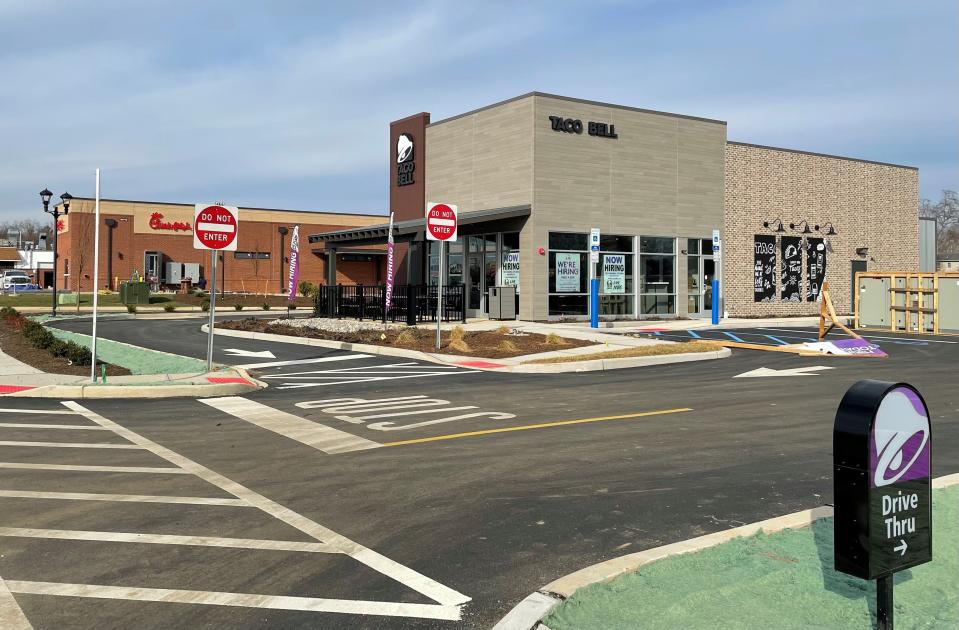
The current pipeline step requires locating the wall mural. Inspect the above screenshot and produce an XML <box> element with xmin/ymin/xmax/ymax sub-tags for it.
<box><xmin>754</xmin><ymin>235</ymin><xmax>777</xmax><ymax>302</ymax></box>
<box><xmin>806</xmin><ymin>237</ymin><xmax>827</xmax><ymax>302</ymax></box>
<box><xmin>780</xmin><ymin>236</ymin><xmax>803</xmax><ymax>302</ymax></box>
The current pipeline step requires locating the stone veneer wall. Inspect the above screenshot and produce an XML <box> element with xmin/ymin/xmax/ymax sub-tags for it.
<box><xmin>723</xmin><ymin>142</ymin><xmax>919</xmax><ymax>316</ymax></box>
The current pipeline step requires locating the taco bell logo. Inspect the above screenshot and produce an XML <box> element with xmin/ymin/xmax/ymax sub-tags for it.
<box><xmin>871</xmin><ymin>387</ymin><xmax>930</xmax><ymax>488</ymax></box>
<box><xmin>395</xmin><ymin>133</ymin><xmax>415</xmax><ymax>186</ymax></box>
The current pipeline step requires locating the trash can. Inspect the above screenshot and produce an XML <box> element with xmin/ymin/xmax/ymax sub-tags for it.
<box><xmin>488</xmin><ymin>286</ymin><xmax>517</xmax><ymax>320</ymax></box>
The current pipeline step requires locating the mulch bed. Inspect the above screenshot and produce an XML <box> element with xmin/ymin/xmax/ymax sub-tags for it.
<box><xmin>220</xmin><ymin>318</ymin><xmax>594</xmax><ymax>359</ymax></box>
<box><xmin>0</xmin><ymin>323</ymin><xmax>130</xmax><ymax>376</ymax></box>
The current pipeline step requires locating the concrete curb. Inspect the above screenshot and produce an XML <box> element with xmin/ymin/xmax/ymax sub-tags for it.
<box><xmin>204</xmin><ymin>325</ymin><xmax>731</xmax><ymax>373</ymax></box>
<box><xmin>2</xmin><ymin>367</ymin><xmax>265</xmax><ymax>399</ymax></box>
<box><xmin>492</xmin><ymin>472</ymin><xmax>959</xmax><ymax>630</ymax></box>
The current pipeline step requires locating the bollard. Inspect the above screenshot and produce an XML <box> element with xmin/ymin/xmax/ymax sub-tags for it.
<box><xmin>590</xmin><ymin>278</ymin><xmax>599</xmax><ymax>328</ymax></box>
<box><xmin>100</xmin><ymin>363</ymin><xmax>107</xmax><ymax>384</ymax></box>
<box><xmin>711</xmin><ymin>279</ymin><xmax>720</xmax><ymax>325</ymax></box>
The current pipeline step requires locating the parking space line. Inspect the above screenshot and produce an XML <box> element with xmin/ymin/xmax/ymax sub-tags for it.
<box><xmin>0</xmin><ymin>575</ymin><xmax>32</xmax><ymax>630</ymax></box>
<box><xmin>0</xmin><ymin>409</ymin><xmax>78</xmax><ymax>415</ymax></box>
<box><xmin>4</xmin><ymin>581</ymin><xmax>462</xmax><ymax>620</ymax></box>
<box><xmin>63</xmin><ymin>400</ymin><xmax>470</xmax><ymax>610</ymax></box>
<box><xmin>0</xmin><ymin>441</ymin><xmax>140</xmax><ymax>449</ymax></box>
<box><xmin>763</xmin><ymin>335</ymin><xmax>789</xmax><ymax>345</ymax></box>
<box><xmin>758</xmin><ymin>327</ymin><xmax>956</xmax><ymax>343</ymax></box>
<box><xmin>721</xmin><ymin>331</ymin><xmax>746</xmax><ymax>343</ymax></box>
<box><xmin>0</xmin><ymin>528</ymin><xmax>338</xmax><ymax>554</ymax></box>
<box><xmin>232</xmin><ymin>354</ymin><xmax>373</xmax><ymax>369</ymax></box>
<box><xmin>0</xmin><ymin>423</ymin><xmax>108</xmax><ymax>431</ymax></box>
<box><xmin>0</xmin><ymin>490</ymin><xmax>249</xmax><ymax>506</ymax></box>
<box><xmin>381</xmin><ymin>408</ymin><xmax>694</xmax><ymax>447</ymax></box>
<box><xmin>687</xmin><ymin>330</ymin><xmax>702</xmax><ymax>339</ymax></box>
<box><xmin>0</xmin><ymin>462</ymin><xmax>188</xmax><ymax>474</ymax></box>
<box><xmin>200</xmin><ymin>397</ymin><xmax>382</xmax><ymax>454</ymax></box>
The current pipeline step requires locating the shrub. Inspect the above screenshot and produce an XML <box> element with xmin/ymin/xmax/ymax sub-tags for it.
<box><xmin>298</xmin><ymin>280</ymin><xmax>317</xmax><ymax>299</ymax></box>
<box><xmin>201</xmin><ymin>300</ymin><xmax>210</xmax><ymax>312</ymax></box>
<box><xmin>497</xmin><ymin>339</ymin><xmax>518</xmax><ymax>353</ymax></box>
<box><xmin>496</xmin><ymin>325</ymin><xmax>511</xmax><ymax>335</ymax></box>
<box><xmin>545</xmin><ymin>333</ymin><xmax>568</xmax><ymax>346</ymax></box>
<box><xmin>126</xmin><ymin>304</ymin><xmax>137</xmax><ymax>313</ymax></box>
<box><xmin>163</xmin><ymin>304</ymin><xmax>176</xmax><ymax>312</ymax></box>
<box><xmin>64</xmin><ymin>341</ymin><xmax>92</xmax><ymax>365</ymax></box>
<box><xmin>394</xmin><ymin>329</ymin><xmax>416</xmax><ymax>346</ymax></box>
<box><xmin>22</xmin><ymin>320</ymin><xmax>55</xmax><ymax>350</ymax></box>
<box><xmin>449</xmin><ymin>338</ymin><xmax>472</xmax><ymax>354</ymax></box>
<box><xmin>234</xmin><ymin>304</ymin><xmax>244</xmax><ymax>311</ymax></box>
<box><xmin>262</xmin><ymin>303</ymin><xmax>272</xmax><ymax>311</ymax></box>
<box><xmin>450</xmin><ymin>326</ymin><xmax>467</xmax><ymax>343</ymax></box>
<box><xmin>49</xmin><ymin>339</ymin><xmax>69</xmax><ymax>357</ymax></box>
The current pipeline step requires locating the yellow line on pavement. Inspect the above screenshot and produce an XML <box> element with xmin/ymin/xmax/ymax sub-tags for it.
<box><xmin>380</xmin><ymin>408</ymin><xmax>693</xmax><ymax>447</ymax></box>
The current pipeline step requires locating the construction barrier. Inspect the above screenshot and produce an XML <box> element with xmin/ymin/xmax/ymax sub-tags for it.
<box><xmin>855</xmin><ymin>271</ymin><xmax>959</xmax><ymax>334</ymax></box>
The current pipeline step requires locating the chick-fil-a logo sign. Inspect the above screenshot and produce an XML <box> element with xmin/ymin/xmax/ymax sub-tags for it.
<box><xmin>149</xmin><ymin>212</ymin><xmax>191</xmax><ymax>232</ymax></box>
<box><xmin>871</xmin><ymin>387</ymin><xmax>930</xmax><ymax>488</ymax></box>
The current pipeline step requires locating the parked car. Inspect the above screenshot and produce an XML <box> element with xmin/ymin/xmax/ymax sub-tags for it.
<box><xmin>2</xmin><ymin>274</ymin><xmax>37</xmax><ymax>291</ymax></box>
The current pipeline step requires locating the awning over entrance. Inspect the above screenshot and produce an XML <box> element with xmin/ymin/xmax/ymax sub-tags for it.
<box><xmin>308</xmin><ymin>204</ymin><xmax>530</xmax><ymax>248</ymax></box>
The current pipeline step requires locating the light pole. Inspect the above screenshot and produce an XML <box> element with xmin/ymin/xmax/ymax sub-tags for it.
<box><xmin>278</xmin><ymin>226</ymin><xmax>289</xmax><ymax>293</ymax></box>
<box><xmin>41</xmin><ymin>189</ymin><xmax>71</xmax><ymax>317</ymax></box>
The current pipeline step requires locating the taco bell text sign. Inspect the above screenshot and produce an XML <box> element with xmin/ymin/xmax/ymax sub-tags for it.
<box><xmin>834</xmin><ymin>380</ymin><xmax>932</xmax><ymax>580</ymax></box>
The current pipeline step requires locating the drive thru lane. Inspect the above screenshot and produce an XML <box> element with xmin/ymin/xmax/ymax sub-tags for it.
<box><xmin>12</xmin><ymin>317</ymin><xmax>959</xmax><ymax>629</ymax></box>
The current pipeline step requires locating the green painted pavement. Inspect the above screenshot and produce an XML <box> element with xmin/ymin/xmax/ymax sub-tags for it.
<box><xmin>546</xmin><ymin>486</ymin><xmax>957</xmax><ymax>630</ymax></box>
<box><xmin>49</xmin><ymin>328</ymin><xmax>209</xmax><ymax>375</ymax></box>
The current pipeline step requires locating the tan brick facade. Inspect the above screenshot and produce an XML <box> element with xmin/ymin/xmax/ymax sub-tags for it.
<box><xmin>54</xmin><ymin>199</ymin><xmax>387</xmax><ymax>294</ymax></box>
<box><xmin>723</xmin><ymin>142</ymin><xmax>919</xmax><ymax>316</ymax></box>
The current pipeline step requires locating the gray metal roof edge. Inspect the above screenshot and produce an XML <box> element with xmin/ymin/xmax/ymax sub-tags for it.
<box><xmin>726</xmin><ymin>141</ymin><xmax>918</xmax><ymax>171</ymax></box>
<box><xmin>308</xmin><ymin>204</ymin><xmax>531</xmax><ymax>243</ymax></box>
<box><xmin>427</xmin><ymin>92</ymin><xmax>726</xmax><ymax>128</ymax></box>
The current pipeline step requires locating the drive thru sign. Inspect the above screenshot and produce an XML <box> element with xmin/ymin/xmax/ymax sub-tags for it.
<box><xmin>194</xmin><ymin>204</ymin><xmax>239</xmax><ymax>251</ymax></box>
<box><xmin>426</xmin><ymin>203</ymin><xmax>458</xmax><ymax>241</ymax></box>
<box><xmin>834</xmin><ymin>379</ymin><xmax>932</xmax><ymax>630</ymax></box>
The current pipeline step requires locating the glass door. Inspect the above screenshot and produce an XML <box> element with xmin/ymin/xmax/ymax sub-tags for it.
<box><xmin>701</xmin><ymin>257</ymin><xmax>715</xmax><ymax>316</ymax></box>
<box><xmin>468</xmin><ymin>254</ymin><xmax>482</xmax><ymax>316</ymax></box>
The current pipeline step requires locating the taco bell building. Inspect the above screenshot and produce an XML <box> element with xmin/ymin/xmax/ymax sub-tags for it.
<box><xmin>311</xmin><ymin>92</ymin><xmax>919</xmax><ymax>321</ymax></box>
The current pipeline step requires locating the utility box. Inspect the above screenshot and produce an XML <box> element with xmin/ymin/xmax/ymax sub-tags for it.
<box><xmin>488</xmin><ymin>286</ymin><xmax>517</xmax><ymax>320</ymax></box>
<box><xmin>57</xmin><ymin>292</ymin><xmax>78</xmax><ymax>306</ymax></box>
<box><xmin>119</xmin><ymin>282</ymin><xmax>150</xmax><ymax>305</ymax></box>
<box><xmin>182</xmin><ymin>262</ymin><xmax>200</xmax><ymax>283</ymax></box>
<box><xmin>165</xmin><ymin>262</ymin><xmax>184</xmax><ymax>285</ymax></box>
<box><xmin>857</xmin><ymin>276</ymin><xmax>890</xmax><ymax>329</ymax></box>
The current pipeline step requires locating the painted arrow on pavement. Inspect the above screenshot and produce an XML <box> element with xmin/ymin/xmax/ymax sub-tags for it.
<box><xmin>733</xmin><ymin>366</ymin><xmax>835</xmax><ymax>378</ymax></box>
<box><xmin>223</xmin><ymin>348</ymin><xmax>276</xmax><ymax>359</ymax></box>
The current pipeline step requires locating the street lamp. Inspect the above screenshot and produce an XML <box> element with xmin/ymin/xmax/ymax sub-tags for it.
<box><xmin>277</xmin><ymin>226</ymin><xmax>289</xmax><ymax>293</ymax></box>
<box><xmin>41</xmin><ymin>189</ymin><xmax>71</xmax><ymax>317</ymax></box>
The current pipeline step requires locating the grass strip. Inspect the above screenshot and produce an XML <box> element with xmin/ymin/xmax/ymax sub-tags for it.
<box><xmin>525</xmin><ymin>340</ymin><xmax>721</xmax><ymax>364</ymax></box>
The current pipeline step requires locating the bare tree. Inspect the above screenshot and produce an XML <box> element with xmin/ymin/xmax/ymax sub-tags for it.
<box><xmin>73</xmin><ymin>214</ymin><xmax>95</xmax><ymax>310</ymax></box>
<box><xmin>920</xmin><ymin>190</ymin><xmax>959</xmax><ymax>255</ymax></box>
<box><xmin>0</xmin><ymin>218</ymin><xmax>47</xmax><ymax>246</ymax></box>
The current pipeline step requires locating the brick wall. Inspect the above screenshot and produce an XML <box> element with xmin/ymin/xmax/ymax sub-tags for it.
<box><xmin>56</xmin><ymin>200</ymin><xmax>385</xmax><ymax>294</ymax></box>
<box><xmin>724</xmin><ymin>143</ymin><xmax>919</xmax><ymax>316</ymax></box>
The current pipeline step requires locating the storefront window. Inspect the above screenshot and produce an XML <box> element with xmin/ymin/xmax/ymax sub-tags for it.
<box><xmin>501</xmin><ymin>232</ymin><xmax>520</xmax><ymax>291</ymax></box>
<box><xmin>548</xmin><ymin>231</ymin><xmax>588</xmax><ymax>316</ymax></box>
<box><xmin>599</xmin><ymin>235</ymin><xmax>634</xmax><ymax>315</ymax></box>
<box><xmin>640</xmin><ymin>236</ymin><xmax>675</xmax><ymax>315</ymax></box>
<box><xmin>687</xmin><ymin>241</ymin><xmax>700</xmax><ymax>314</ymax></box>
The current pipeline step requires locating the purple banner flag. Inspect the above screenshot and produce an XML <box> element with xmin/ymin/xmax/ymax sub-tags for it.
<box><xmin>287</xmin><ymin>225</ymin><xmax>300</xmax><ymax>303</ymax></box>
<box><xmin>385</xmin><ymin>212</ymin><xmax>395</xmax><ymax>312</ymax></box>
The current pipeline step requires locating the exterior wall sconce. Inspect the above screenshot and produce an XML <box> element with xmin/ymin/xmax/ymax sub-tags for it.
<box><xmin>790</xmin><ymin>220</ymin><xmax>818</xmax><ymax>234</ymax></box>
<box><xmin>763</xmin><ymin>219</ymin><xmax>786</xmax><ymax>233</ymax></box>
<box><xmin>821</xmin><ymin>222</ymin><xmax>838</xmax><ymax>235</ymax></box>
<box><xmin>856</xmin><ymin>247</ymin><xmax>869</xmax><ymax>257</ymax></box>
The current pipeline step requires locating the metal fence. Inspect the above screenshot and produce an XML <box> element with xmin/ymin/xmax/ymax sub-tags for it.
<box><xmin>314</xmin><ymin>284</ymin><xmax>466</xmax><ymax>325</ymax></box>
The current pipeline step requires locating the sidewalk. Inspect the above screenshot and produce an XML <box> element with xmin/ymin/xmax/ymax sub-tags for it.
<box><xmin>0</xmin><ymin>347</ymin><xmax>262</xmax><ymax>399</ymax></box>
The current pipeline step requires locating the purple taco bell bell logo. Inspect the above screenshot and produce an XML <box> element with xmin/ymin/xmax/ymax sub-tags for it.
<box><xmin>871</xmin><ymin>387</ymin><xmax>930</xmax><ymax>488</ymax></box>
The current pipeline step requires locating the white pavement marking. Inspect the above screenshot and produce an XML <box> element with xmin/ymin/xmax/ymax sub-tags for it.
<box><xmin>0</xmin><ymin>575</ymin><xmax>32</xmax><ymax>630</ymax></box>
<box><xmin>232</xmin><ymin>354</ymin><xmax>372</xmax><ymax>369</ymax></box>
<box><xmin>0</xmin><ymin>490</ymin><xmax>249</xmax><ymax>506</ymax></box>
<box><xmin>0</xmin><ymin>423</ymin><xmax>108</xmax><ymax>431</ymax></box>
<box><xmin>4</xmin><ymin>581</ymin><xmax>462</xmax><ymax>621</ymax></box>
<box><xmin>0</xmin><ymin>408</ymin><xmax>78</xmax><ymax>415</ymax></box>
<box><xmin>0</xmin><ymin>528</ymin><xmax>337</xmax><ymax>554</ymax></box>
<box><xmin>63</xmin><ymin>401</ymin><xmax>470</xmax><ymax>611</ymax></box>
<box><xmin>200</xmin><ymin>397</ymin><xmax>381</xmax><ymax>454</ymax></box>
<box><xmin>0</xmin><ymin>441</ymin><xmax>140</xmax><ymax>449</ymax></box>
<box><xmin>264</xmin><ymin>363</ymin><xmax>478</xmax><ymax>389</ymax></box>
<box><xmin>757</xmin><ymin>327</ymin><xmax>959</xmax><ymax>343</ymax></box>
<box><xmin>0</xmin><ymin>462</ymin><xmax>188</xmax><ymax>474</ymax></box>
<box><xmin>733</xmin><ymin>366</ymin><xmax>835</xmax><ymax>378</ymax></box>
<box><xmin>223</xmin><ymin>348</ymin><xmax>276</xmax><ymax>359</ymax></box>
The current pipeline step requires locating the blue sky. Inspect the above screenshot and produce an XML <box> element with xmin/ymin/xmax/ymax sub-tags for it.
<box><xmin>1</xmin><ymin>0</ymin><xmax>956</xmax><ymax>219</ymax></box>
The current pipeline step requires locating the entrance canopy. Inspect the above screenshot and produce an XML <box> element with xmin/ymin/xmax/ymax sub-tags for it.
<box><xmin>308</xmin><ymin>205</ymin><xmax>530</xmax><ymax>249</ymax></box>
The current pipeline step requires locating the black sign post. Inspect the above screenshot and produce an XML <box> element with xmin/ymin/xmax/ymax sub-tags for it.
<box><xmin>834</xmin><ymin>380</ymin><xmax>932</xmax><ymax>630</ymax></box>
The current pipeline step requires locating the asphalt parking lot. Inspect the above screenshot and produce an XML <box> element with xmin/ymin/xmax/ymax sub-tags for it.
<box><xmin>1</xmin><ymin>318</ymin><xmax>956</xmax><ymax>629</ymax></box>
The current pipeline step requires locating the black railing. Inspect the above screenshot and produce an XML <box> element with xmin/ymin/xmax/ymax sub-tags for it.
<box><xmin>315</xmin><ymin>284</ymin><xmax>466</xmax><ymax>324</ymax></box>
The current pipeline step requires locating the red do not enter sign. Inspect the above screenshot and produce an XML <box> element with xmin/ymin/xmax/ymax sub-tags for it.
<box><xmin>426</xmin><ymin>202</ymin><xmax>458</xmax><ymax>242</ymax></box>
<box><xmin>193</xmin><ymin>204</ymin><xmax>239</xmax><ymax>251</ymax></box>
